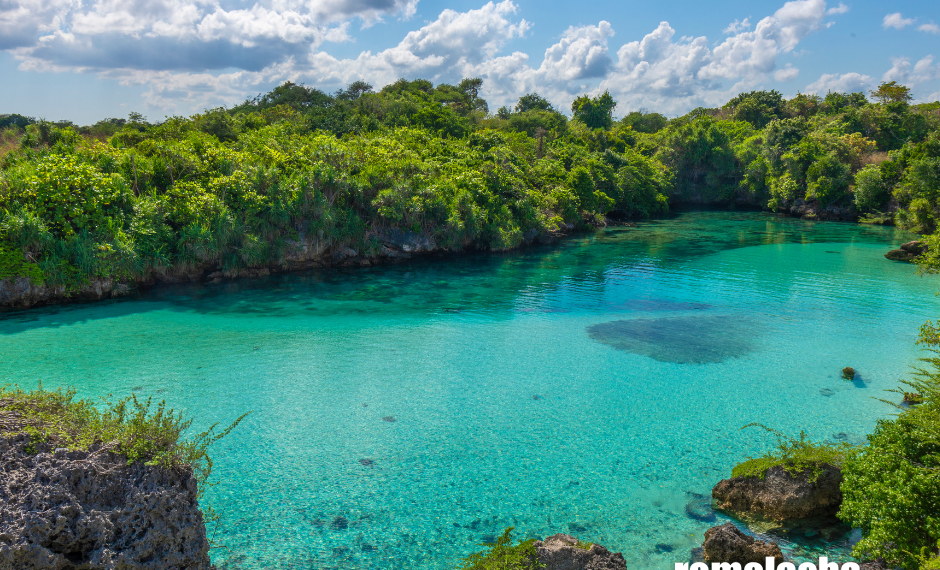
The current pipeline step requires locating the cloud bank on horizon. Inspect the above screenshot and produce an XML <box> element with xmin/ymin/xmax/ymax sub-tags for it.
<box><xmin>2</xmin><ymin>0</ymin><xmax>939</xmax><ymax>118</ymax></box>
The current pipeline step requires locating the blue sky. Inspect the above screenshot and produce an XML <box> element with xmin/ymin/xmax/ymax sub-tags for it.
<box><xmin>1</xmin><ymin>0</ymin><xmax>938</xmax><ymax>124</ymax></box>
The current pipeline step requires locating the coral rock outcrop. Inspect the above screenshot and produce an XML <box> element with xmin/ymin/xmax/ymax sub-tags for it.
<box><xmin>885</xmin><ymin>240</ymin><xmax>927</xmax><ymax>262</ymax></box>
<box><xmin>534</xmin><ymin>534</ymin><xmax>628</xmax><ymax>570</ymax></box>
<box><xmin>712</xmin><ymin>464</ymin><xmax>843</xmax><ymax>521</ymax></box>
<box><xmin>702</xmin><ymin>523</ymin><xmax>783</xmax><ymax>564</ymax></box>
<box><xmin>0</xmin><ymin>435</ymin><xmax>212</xmax><ymax>570</ymax></box>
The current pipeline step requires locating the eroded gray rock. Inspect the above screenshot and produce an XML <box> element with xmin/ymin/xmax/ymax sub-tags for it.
<box><xmin>0</xmin><ymin>435</ymin><xmax>211</xmax><ymax>570</ymax></box>
<box><xmin>886</xmin><ymin>240</ymin><xmax>927</xmax><ymax>262</ymax></box>
<box><xmin>374</xmin><ymin>228</ymin><xmax>437</xmax><ymax>253</ymax></box>
<box><xmin>534</xmin><ymin>534</ymin><xmax>627</xmax><ymax>570</ymax></box>
<box><xmin>702</xmin><ymin>523</ymin><xmax>783</xmax><ymax>564</ymax></box>
<box><xmin>712</xmin><ymin>464</ymin><xmax>843</xmax><ymax>521</ymax></box>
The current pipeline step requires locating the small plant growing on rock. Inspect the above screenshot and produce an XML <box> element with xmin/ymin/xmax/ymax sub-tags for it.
<box><xmin>459</xmin><ymin>527</ymin><xmax>544</xmax><ymax>570</ymax></box>
<box><xmin>731</xmin><ymin>423</ymin><xmax>855</xmax><ymax>482</ymax></box>
<box><xmin>0</xmin><ymin>383</ymin><xmax>247</xmax><ymax>492</ymax></box>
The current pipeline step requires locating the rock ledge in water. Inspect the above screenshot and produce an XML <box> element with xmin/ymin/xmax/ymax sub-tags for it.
<box><xmin>702</xmin><ymin>523</ymin><xmax>783</xmax><ymax>564</ymax></box>
<box><xmin>885</xmin><ymin>240</ymin><xmax>927</xmax><ymax>262</ymax></box>
<box><xmin>712</xmin><ymin>464</ymin><xmax>842</xmax><ymax>521</ymax></box>
<box><xmin>0</xmin><ymin>434</ymin><xmax>211</xmax><ymax>570</ymax></box>
<box><xmin>534</xmin><ymin>534</ymin><xmax>627</xmax><ymax>570</ymax></box>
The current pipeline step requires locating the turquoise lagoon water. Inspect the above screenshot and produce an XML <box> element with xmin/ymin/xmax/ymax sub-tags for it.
<box><xmin>1</xmin><ymin>211</ymin><xmax>938</xmax><ymax>569</ymax></box>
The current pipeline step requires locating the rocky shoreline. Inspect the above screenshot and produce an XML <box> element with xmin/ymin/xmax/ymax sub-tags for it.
<box><xmin>0</xmin><ymin>424</ymin><xmax>887</xmax><ymax>570</ymax></box>
<box><xmin>1</xmin><ymin>211</ymin><xmax>926</xmax><ymax>311</ymax></box>
<box><xmin>0</xmin><ymin>225</ymin><xmax>573</xmax><ymax>310</ymax></box>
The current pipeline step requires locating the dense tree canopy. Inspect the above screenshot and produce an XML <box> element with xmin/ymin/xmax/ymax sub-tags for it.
<box><xmin>0</xmin><ymin>79</ymin><xmax>938</xmax><ymax>293</ymax></box>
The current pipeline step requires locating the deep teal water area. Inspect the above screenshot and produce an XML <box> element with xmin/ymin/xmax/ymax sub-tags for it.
<box><xmin>1</xmin><ymin>212</ymin><xmax>937</xmax><ymax>569</ymax></box>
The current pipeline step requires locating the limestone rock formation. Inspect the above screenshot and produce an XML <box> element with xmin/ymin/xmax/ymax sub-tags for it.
<box><xmin>885</xmin><ymin>240</ymin><xmax>927</xmax><ymax>262</ymax></box>
<box><xmin>0</xmin><ymin>277</ymin><xmax>131</xmax><ymax>309</ymax></box>
<box><xmin>702</xmin><ymin>523</ymin><xmax>783</xmax><ymax>564</ymax></box>
<box><xmin>534</xmin><ymin>534</ymin><xmax>627</xmax><ymax>570</ymax></box>
<box><xmin>0</xmin><ymin>434</ymin><xmax>212</xmax><ymax>570</ymax></box>
<box><xmin>712</xmin><ymin>464</ymin><xmax>843</xmax><ymax>520</ymax></box>
<box><xmin>374</xmin><ymin>227</ymin><xmax>437</xmax><ymax>253</ymax></box>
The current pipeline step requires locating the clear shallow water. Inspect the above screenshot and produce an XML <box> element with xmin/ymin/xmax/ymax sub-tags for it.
<box><xmin>1</xmin><ymin>212</ymin><xmax>937</xmax><ymax>569</ymax></box>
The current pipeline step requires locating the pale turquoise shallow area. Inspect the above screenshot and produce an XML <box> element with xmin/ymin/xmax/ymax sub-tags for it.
<box><xmin>1</xmin><ymin>212</ymin><xmax>937</xmax><ymax>569</ymax></box>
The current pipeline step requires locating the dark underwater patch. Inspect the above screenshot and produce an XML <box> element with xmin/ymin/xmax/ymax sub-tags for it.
<box><xmin>587</xmin><ymin>315</ymin><xmax>757</xmax><ymax>364</ymax></box>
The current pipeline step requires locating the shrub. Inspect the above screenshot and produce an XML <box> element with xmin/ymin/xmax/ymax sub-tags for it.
<box><xmin>839</xmin><ymin>348</ymin><xmax>940</xmax><ymax>570</ymax></box>
<box><xmin>459</xmin><ymin>527</ymin><xmax>544</xmax><ymax>570</ymax></box>
<box><xmin>0</xmin><ymin>242</ymin><xmax>45</xmax><ymax>283</ymax></box>
<box><xmin>731</xmin><ymin>423</ymin><xmax>854</xmax><ymax>481</ymax></box>
<box><xmin>0</xmin><ymin>384</ymin><xmax>247</xmax><ymax>490</ymax></box>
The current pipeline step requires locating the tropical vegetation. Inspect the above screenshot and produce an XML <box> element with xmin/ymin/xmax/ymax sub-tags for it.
<box><xmin>0</xmin><ymin>79</ymin><xmax>937</xmax><ymax>293</ymax></box>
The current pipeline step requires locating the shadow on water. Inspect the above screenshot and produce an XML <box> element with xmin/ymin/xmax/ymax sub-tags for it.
<box><xmin>0</xmin><ymin>212</ymin><xmax>920</xmax><ymax>335</ymax></box>
<box><xmin>587</xmin><ymin>315</ymin><xmax>760</xmax><ymax>364</ymax></box>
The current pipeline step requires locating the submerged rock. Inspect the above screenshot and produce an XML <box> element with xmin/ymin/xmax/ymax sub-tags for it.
<box><xmin>903</xmin><ymin>392</ymin><xmax>924</xmax><ymax>406</ymax></box>
<box><xmin>712</xmin><ymin>464</ymin><xmax>843</xmax><ymax>521</ymax></box>
<box><xmin>0</xmin><ymin>434</ymin><xmax>211</xmax><ymax>570</ymax></box>
<box><xmin>534</xmin><ymin>534</ymin><xmax>627</xmax><ymax>570</ymax></box>
<box><xmin>586</xmin><ymin>315</ymin><xmax>757</xmax><ymax>364</ymax></box>
<box><xmin>702</xmin><ymin>523</ymin><xmax>783</xmax><ymax>564</ymax></box>
<box><xmin>685</xmin><ymin>493</ymin><xmax>717</xmax><ymax>522</ymax></box>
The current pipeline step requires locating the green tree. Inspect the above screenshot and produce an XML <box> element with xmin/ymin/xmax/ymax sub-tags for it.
<box><xmin>571</xmin><ymin>91</ymin><xmax>617</xmax><ymax>130</ymax></box>
<box><xmin>621</xmin><ymin>111</ymin><xmax>668</xmax><ymax>134</ymax></box>
<box><xmin>805</xmin><ymin>154</ymin><xmax>851</xmax><ymax>207</ymax></box>
<box><xmin>870</xmin><ymin>81</ymin><xmax>914</xmax><ymax>105</ymax></box>
<box><xmin>725</xmin><ymin>90</ymin><xmax>785</xmax><ymax>128</ymax></box>
<box><xmin>337</xmin><ymin>80</ymin><xmax>374</xmax><ymax>101</ymax></box>
<box><xmin>515</xmin><ymin>93</ymin><xmax>554</xmax><ymax>113</ymax></box>
<box><xmin>853</xmin><ymin>164</ymin><xmax>888</xmax><ymax>210</ymax></box>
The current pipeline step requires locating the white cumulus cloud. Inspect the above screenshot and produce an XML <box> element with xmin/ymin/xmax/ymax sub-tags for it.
<box><xmin>883</xmin><ymin>13</ymin><xmax>914</xmax><ymax>29</ymax></box>
<box><xmin>806</xmin><ymin>71</ymin><xmax>874</xmax><ymax>94</ymax></box>
<box><xmin>884</xmin><ymin>55</ymin><xmax>940</xmax><ymax>86</ymax></box>
<box><xmin>2</xmin><ymin>0</ymin><xmax>414</xmax><ymax>71</ymax></box>
<box><xmin>590</xmin><ymin>0</ymin><xmax>833</xmax><ymax>113</ymax></box>
<box><xmin>723</xmin><ymin>19</ymin><xmax>751</xmax><ymax>35</ymax></box>
<box><xmin>2</xmin><ymin>0</ymin><xmax>864</xmax><ymax>116</ymax></box>
<box><xmin>774</xmin><ymin>65</ymin><xmax>800</xmax><ymax>81</ymax></box>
